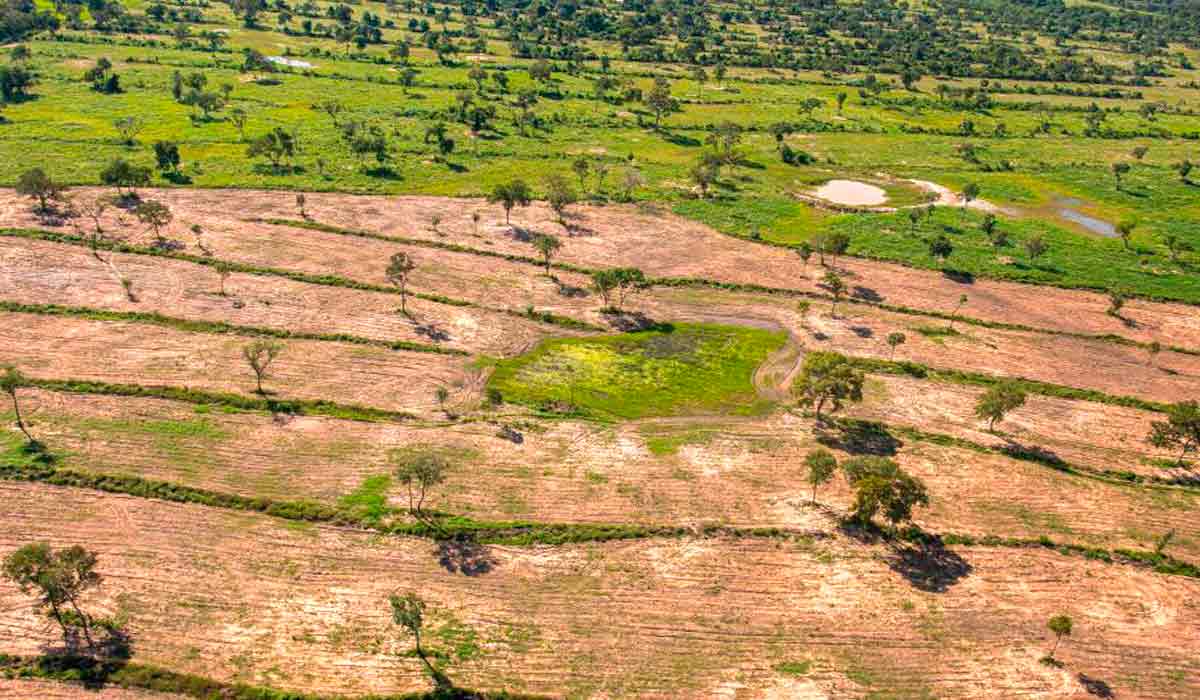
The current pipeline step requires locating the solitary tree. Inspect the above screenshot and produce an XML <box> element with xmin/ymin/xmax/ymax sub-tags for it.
<box><xmin>134</xmin><ymin>200</ymin><xmax>173</xmax><ymax>244</ymax></box>
<box><xmin>885</xmin><ymin>332</ymin><xmax>906</xmax><ymax>360</ymax></box>
<box><xmin>242</xmin><ymin>339</ymin><xmax>283</xmax><ymax>394</ymax></box>
<box><xmin>386</xmin><ymin>251</ymin><xmax>417</xmax><ymax>315</ymax></box>
<box><xmin>1148</xmin><ymin>400</ymin><xmax>1200</xmax><ymax>464</ymax></box>
<box><xmin>644</xmin><ymin>77</ymin><xmax>674</xmax><ymax>128</ymax></box>
<box><xmin>488</xmin><ymin>180</ymin><xmax>532</xmax><ymax>225</ymax></box>
<box><xmin>1111</xmin><ymin>161</ymin><xmax>1130</xmax><ymax>190</ymax></box>
<box><xmin>928</xmin><ymin>234</ymin><xmax>954</xmax><ymax>264</ymax></box>
<box><xmin>906</xmin><ymin>206</ymin><xmax>923</xmax><ymax>234</ymax></box>
<box><xmin>0</xmin><ymin>366</ymin><xmax>33</xmax><ymax>444</ymax></box>
<box><xmin>544</xmin><ymin>174</ymin><xmax>576</xmax><ymax>223</ymax></box>
<box><xmin>389</xmin><ymin>592</ymin><xmax>449</xmax><ymax>689</ymax></box>
<box><xmin>531</xmin><ymin>233</ymin><xmax>561</xmax><ymax>275</ymax></box>
<box><xmin>959</xmin><ymin>182</ymin><xmax>980</xmax><ymax>220</ymax></box>
<box><xmin>1046</xmin><ymin>614</ymin><xmax>1073</xmax><ymax>661</ymax></box>
<box><xmin>823</xmin><ymin>270</ymin><xmax>846</xmax><ymax>317</ymax></box>
<box><xmin>1024</xmin><ymin>235</ymin><xmax>1049</xmax><ymax>262</ymax></box>
<box><xmin>794</xmin><ymin>351</ymin><xmax>864</xmax><ymax>422</ymax></box>
<box><xmin>16</xmin><ymin>168</ymin><xmax>64</xmax><ymax>212</ymax></box>
<box><xmin>591</xmin><ymin>267</ymin><xmax>647</xmax><ymax>312</ymax></box>
<box><xmin>804</xmin><ymin>448</ymin><xmax>838</xmax><ymax>504</ymax></box>
<box><xmin>393</xmin><ymin>450</ymin><xmax>449</xmax><ymax>518</ymax></box>
<box><xmin>1116</xmin><ymin>218</ymin><xmax>1136</xmax><ymax>251</ymax></box>
<box><xmin>974</xmin><ymin>381</ymin><xmax>1027</xmax><ymax>432</ymax></box>
<box><xmin>99</xmin><ymin>158</ymin><xmax>151</xmax><ymax>198</ymax></box>
<box><xmin>947</xmin><ymin>293</ymin><xmax>968</xmax><ymax>330</ymax></box>
<box><xmin>841</xmin><ymin>456</ymin><xmax>929</xmax><ymax>530</ymax></box>
<box><xmin>3</xmin><ymin>543</ymin><xmax>103</xmax><ymax>655</ymax></box>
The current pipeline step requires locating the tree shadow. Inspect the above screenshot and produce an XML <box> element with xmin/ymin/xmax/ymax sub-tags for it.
<box><xmin>816</xmin><ymin>420</ymin><xmax>902</xmax><ymax>456</ymax></box>
<box><xmin>941</xmin><ymin>269</ymin><xmax>975</xmax><ymax>285</ymax></box>
<box><xmin>507</xmin><ymin>226</ymin><xmax>535</xmax><ymax>242</ymax></box>
<box><xmin>435</xmin><ymin>535</ymin><xmax>497</xmax><ymax>576</ymax></box>
<box><xmin>849</xmin><ymin>326</ymin><xmax>873</xmax><ymax>338</ymax></box>
<box><xmin>851</xmin><ymin>285</ymin><xmax>883</xmax><ymax>302</ymax></box>
<box><xmin>414</xmin><ymin>322</ymin><xmax>451</xmax><ymax>343</ymax></box>
<box><xmin>882</xmin><ymin>538</ymin><xmax>973</xmax><ymax>593</ymax></box>
<box><xmin>365</xmin><ymin>166</ymin><xmax>402</xmax><ymax>179</ymax></box>
<box><xmin>660</xmin><ymin>130</ymin><xmax>701</xmax><ymax>147</ymax></box>
<box><xmin>554</xmin><ymin>279</ymin><xmax>589</xmax><ymax>298</ymax></box>
<box><xmin>1078</xmin><ymin>674</ymin><xmax>1115</xmax><ymax>698</ymax></box>
<box><xmin>999</xmin><ymin>439</ymin><xmax>1066</xmax><ymax>468</ymax></box>
<box><xmin>602</xmin><ymin>311</ymin><xmax>662</xmax><ymax>332</ymax></box>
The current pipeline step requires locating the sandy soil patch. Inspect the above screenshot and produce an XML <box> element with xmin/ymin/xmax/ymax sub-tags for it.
<box><xmin>0</xmin><ymin>680</ymin><xmax>187</xmax><ymax>699</ymax></box>
<box><xmin>811</xmin><ymin>179</ymin><xmax>888</xmax><ymax>207</ymax></box>
<box><xmin>0</xmin><ymin>482</ymin><xmax>1196</xmax><ymax>699</ymax></box>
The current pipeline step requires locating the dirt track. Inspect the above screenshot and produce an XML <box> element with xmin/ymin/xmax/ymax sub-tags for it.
<box><xmin>0</xmin><ymin>482</ymin><xmax>1196</xmax><ymax>699</ymax></box>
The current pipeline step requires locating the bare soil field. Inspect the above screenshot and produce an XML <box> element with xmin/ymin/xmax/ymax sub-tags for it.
<box><xmin>5</xmin><ymin>188</ymin><xmax>1192</xmax><ymax>348</ymax></box>
<box><xmin>0</xmin><ymin>313</ymin><xmax>472</xmax><ymax>416</ymax></box>
<box><xmin>1</xmin><ymin>482</ymin><xmax>1196</xmax><ymax>700</ymax></box>
<box><xmin>0</xmin><ymin>237</ymin><xmax>573</xmax><ymax>356</ymax></box>
<box><xmin>0</xmin><ymin>680</ymin><xmax>187</xmax><ymax>699</ymax></box>
<box><xmin>13</xmin><ymin>389</ymin><xmax>1197</xmax><ymax>560</ymax></box>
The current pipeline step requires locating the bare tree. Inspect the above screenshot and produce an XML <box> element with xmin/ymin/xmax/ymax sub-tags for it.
<box><xmin>386</xmin><ymin>251</ymin><xmax>417</xmax><ymax>315</ymax></box>
<box><xmin>242</xmin><ymin>339</ymin><xmax>283</xmax><ymax>394</ymax></box>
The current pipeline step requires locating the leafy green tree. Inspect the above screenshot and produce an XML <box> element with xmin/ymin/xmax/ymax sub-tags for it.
<box><xmin>841</xmin><ymin>457</ymin><xmax>929</xmax><ymax>529</ymax></box>
<box><xmin>16</xmin><ymin>168</ymin><xmax>64</xmax><ymax>212</ymax></box>
<box><xmin>885</xmin><ymin>332</ymin><xmax>906</xmax><ymax>360</ymax></box>
<box><xmin>794</xmin><ymin>351</ymin><xmax>864</xmax><ymax>421</ymax></box>
<box><xmin>389</xmin><ymin>592</ymin><xmax>449</xmax><ymax>688</ymax></box>
<box><xmin>489</xmin><ymin>179</ymin><xmax>532</xmax><ymax>225</ymax></box>
<box><xmin>974</xmin><ymin>381</ymin><xmax>1027</xmax><ymax>432</ymax></box>
<box><xmin>3</xmin><ymin>543</ymin><xmax>103</xmax><ymax>654</ymax></box>
<box><xmin>1148</xmin><ymin>400</ymin><xmax>1200</xmax><ymax>463</ymax></box>
<box><xmin>928</xmin><ymin>234</ymin><xmax>953</xmax><ymax>263</ymax></box>
<box><xmin>804</xmin><ymin>448</ymin><xmax>837</xmax><ymax>504</ymax></box>
<box><xmin>531</xmin><ymin>233</ymin><xmax>562</xmax><ymax>274</ymax></box>
<box><xmin>1023</xmin><ymin>235</ymin><xmax>1049</xmax><ymax>261</ymax></box>
<box><xmin>0</xmin><ymin>366</ymin><xmax>33</xmax><ymax>443</ymax></box>
<box><xmin>393</xmin><ymin>451</ymin><xmax>449</xmax><ymax>517</ymax></box>
<box><xmin>134</xmin><ymin>200</ymin><xmax>173</xmax><ymax>244</ymax></box>
<box><xmin>246</xmin><ymin>128</ymin><xmax>297</xmax><ymax>171</ymax></box>
<box><xmin>591</xmin><ymin>267</ymin><xmax>647</xmax><ymax>312</ymax></box>
<box><xmin>906</xmin><ymin>206</ymin><xmax>923</xmax><ymax>234</ymax></box>
<box><xmin>644</xmin><ymin>76</ymin><xmax>675</xmax><ymax>127</ymax></box>
<box><xmin>544</xmin><ymin>174</ymin><xmax>576</xmax><ymax>224</ymax></box>
<box><xmin>99</xmin><ymin>158</ymin><xmax>151</xmax><ymax>197</ymax></box>
<box><xmin>242</xmin><ymin>339</ymin><xmax>283</xmax><ymax>394</ymax></box>
<box><xmin>959</xmin><ymin>182</ymin><xmax>980</xmax><ymax>220</ymax></box>
<box><xmin>386</xmin><ymin>251</ymin><xmax>417</xmax><ymax>314</ymax></box>
<box><xmin>153</xmin><ymin>141</ymin><xmax>181</xmax><ymax>174</ymax></box>
<box><xmin>1046</xmin><ymin>614</ymin><xmax>1072</xmax><ymax>661</ymax></box>
<box><xmin>1116</xmin><ymin>218</ymin><xmax>1136</xmax><ymax>251</ymax></box>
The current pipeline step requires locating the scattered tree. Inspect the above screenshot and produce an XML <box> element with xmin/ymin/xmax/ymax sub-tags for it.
<box><xmin>1111</xmin><ymin>161</ymin><xmax>1130</xmax><ymax>190</ymax></box>
<box><xmin>531</xmin><ymin>233</ymin><xmax>562</xmax><ymax>275</ymax></box>
<box><xmin>974</xmin><ymin>381</ymin><xmax>1027</xmax><ymax>432</ymax></box>
<box><xmin>1045</xmin><ymin>614</ymin><xmax>1073</xmax><ymax>662</ymax></box>
<box><xmin>1116</xmin><ymin>218</ymin><xmax>1136</xmax><ymax>251</ymax></box>
<box><xmin>386</xmin><ymin>251</ymin><xmax>417</xmax><ymax>314</ymax></box>
<box><xmin>804</xmin><ymin>448</ymin><xmax>837</xmax><ymax>504</ymax></box>
<box><xmin>489</xmin><ymin>179</ymin><xmax>532</xmax><ymax>225</ymax></box>
<box><xmin>886</xmin><ymin>331</ymin><xmax>906</xmax><ymax>360</ymax></box>
<box><xmin>0</xmin><ymin>366</ymin><xmax>33</xmax><ymax>444</ymax></box>
<box><xmin>823</xmin><ymin>269</ymin><xmax>846</xmax><ymax>317</ymax></box>
<box><xmin>134</xmin><ymin>200</ymin><xmax>173</xmax><ymax>244</ymax></box>
<box><xmin>544</xmin><ymin>174</ymin><xmax>576</xmax><ymax>223</ymax></box>
<box><xmin>841</xmin><ymin>456</ymin><xmax>929</xmax><ymax>530</ymax></box>
<box><xmin>1148</xmin><ymin>400</ymin><xmax>1200</xmax><ymax>464</ymax></box>
<box><xmin>591</xmin><ymin>267</ymin><xmax>647</xmax><ymax>312</ymax></box>
<box><xmin>794</xmin><ymin>351</ymin><xmax>864</xmax><ymax>421</ymax></box>
<box><xmin>99</xmin><ymin>158</ymin><xmax>151</xmax><ymax>198</ymax></box>
<box><xmin>15</xmin><ymin>168</ymin><xmax>64</xmax><ymax>213</ymax></box>
<box><xmin>2</xmin><ymin>543</ymin><xmax>104</xmax><ymax>655</ymax></box>
<box><xmin>242</xmin><ymin>339</ymin><xmax>283</xmax><ymax>394</ymax></box>
<box><xmin>389</xmin><ymin>592</ymin><xmax>449</xmax><ymax>689</ymax></box>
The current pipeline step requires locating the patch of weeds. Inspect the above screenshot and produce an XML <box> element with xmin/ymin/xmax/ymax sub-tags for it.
<box><xmin>336</xmin><ymin>474</ymin><xmax>394</xmax><ymax>523</ymax></box>
<box><xmin>774</xmin><ymin>660</ymin><xmax>813</xmax><ymax>676</ymax></box>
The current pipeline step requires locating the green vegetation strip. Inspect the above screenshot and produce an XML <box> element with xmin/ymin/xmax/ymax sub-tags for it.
<box><xmin>0</xmin><ymin>653</ymin><xmax>544</xmax><ymax>700</ymax></box>
<box><xmin>0</xmin><ymin>301</ymin><xmax>466</xmax><ymax>356</ymax></box>
<box><xmin>0</xmin><ymin>435</ymin><xmax>1195</xmax><ymax>578</ymax></box>
<box><xmin>24</xmin><ymin>378</ymin><xmax>413</xmax><ymax>424</ymax></box>
<box><xmin>0</xmin><ymin>228</ymin><xmax>600</xmax><ymax>332</ymax></box>
<box><xmin>853</xmin><ymin>356</ymin><xmax>1169</xmax><ymax>413</ymax></box>
<box><xmin>266</xmin><ymin>218</ymin><xmax>1200</xmax><ymax>357</ymax></box>
<box><xmin>488</xmin><ymin>323</ymin><xmax>785</xmax><ymax>420</ymax></box>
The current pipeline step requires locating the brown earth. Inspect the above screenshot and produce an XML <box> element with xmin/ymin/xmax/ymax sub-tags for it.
<box><xmin>1</xmin><ymin>482</ymin><xmax>1196</xmax><ymax>699</ymax></box>
<box><xmin>4</xmin><ymin>187</ymin><xmax>1195</xmax><ymax>348</ymax></box>
<box><xmin>0</xmin><ymin>237</ymin><xmax>575</xmax><ymax>356</ymax></box>
<box><xmin>0</xmin><ymin>313</ymin><xmax>473</xmax><ymax>417</ymax></box>
<box><xmin>11</xmin><ymin>389</ymin><xmax>1198</xmax><ymax>561</ymax></box>
<box><xmin>0</xmin><ymin>680</ymin><xmax>187</xmax><ymax>699</ymax></box>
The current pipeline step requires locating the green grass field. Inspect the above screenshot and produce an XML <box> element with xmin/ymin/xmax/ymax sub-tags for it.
<box><xmin>487</xmin><ymin>323</ymin><xmax>785</xmax><ymax>420</ymax></box>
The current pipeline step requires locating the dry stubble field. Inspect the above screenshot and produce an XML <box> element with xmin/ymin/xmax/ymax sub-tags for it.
<box><xmin>1</xmin><ymin>189</ymin><xmax>1198</xmax><ymax>699</ymax></box>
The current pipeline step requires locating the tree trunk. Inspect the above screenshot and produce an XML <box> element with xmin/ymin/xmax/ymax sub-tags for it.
<box><xmin>9</xmin><ymin>391</ymin><xmax>32</xmax><ymax>443</ymax></box>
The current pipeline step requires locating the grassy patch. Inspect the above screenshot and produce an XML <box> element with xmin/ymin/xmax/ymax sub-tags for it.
<box><xmin>488</xmin><ymin>323</ymin><xmax>786</xmax><ymax>420</ymax></box>
<box><xmin>337</xmin><ymin>474</ymin><xmax>393</xmax><ymax>523</ymax></box>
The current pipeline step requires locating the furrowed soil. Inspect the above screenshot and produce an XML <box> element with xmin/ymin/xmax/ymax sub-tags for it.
<box><xmin>0</xmin><ymin>680</ymin><xmax>188</xmax><ymax>699</ymax></box>
<box><xmin>11</xmin><ymin>389</ymin><xmax>1198</xmax><ymax>561</ymax></box>
<box><xmin>1</xmin><ymin>482</ymin><xmax>1197</xmax><ymax>700</ymax></box>
<box><xmin>4</xmin><ymin>188</ymin><xmax>1194</xmax><ymax>348</ymax></box>
<box><xmin>0</xmin><ymin>313</ymin><xmax>472</xmax><ymax>416</ymax></box>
